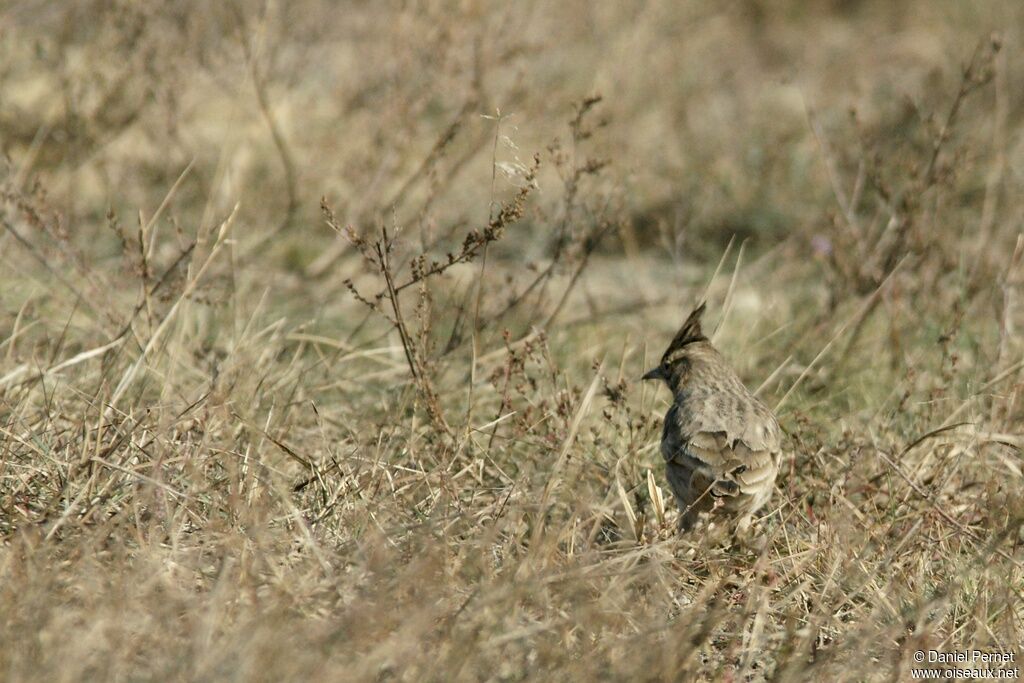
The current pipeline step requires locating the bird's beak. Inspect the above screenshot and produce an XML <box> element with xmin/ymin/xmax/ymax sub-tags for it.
<box><xmin>642</xmin><ymin>366</ymin><xmax>664</xmax><ymax>382</ymax></box>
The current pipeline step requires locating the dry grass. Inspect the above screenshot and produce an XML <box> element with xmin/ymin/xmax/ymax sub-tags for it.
<box><xmin>1</xmin><ymin>2</ymin><xmax>1023</xmax><ymax>681</ymax></box>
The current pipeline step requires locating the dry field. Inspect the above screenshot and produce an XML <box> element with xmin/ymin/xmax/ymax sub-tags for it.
<box><xmin>1</xmin><ymin>2</ymin><xmax>1023</xmax><ymax>681</ymax></box>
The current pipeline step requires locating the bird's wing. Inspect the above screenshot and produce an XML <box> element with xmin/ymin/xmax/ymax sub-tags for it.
<box><xmin>664</xmin><ymin>392</ymin><xmax>782</xmax><ymax>498</ymax></box>
<box><xmin>674</xmin><ymin>386</ymin><xmax>781</xmax><ymax>451</ymax></box>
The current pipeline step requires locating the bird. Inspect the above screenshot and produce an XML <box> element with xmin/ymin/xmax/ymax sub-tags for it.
<box><xmin>642</xmin><ymin>302</ymin><xmax>783</xmax><ymax>535</ymax></box>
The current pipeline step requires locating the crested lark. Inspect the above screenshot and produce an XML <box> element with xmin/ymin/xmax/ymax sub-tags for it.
<box><xmin>643</xmin><ymin>303</ymin><xmax>782</xmax><ymax>534</ymax></box>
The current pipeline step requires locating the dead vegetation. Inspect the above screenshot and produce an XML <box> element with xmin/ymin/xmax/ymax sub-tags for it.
<box><xmin>1</xmin><ymin>1</ymin><xmax>1023</xmax><ymax>681</ymax></box>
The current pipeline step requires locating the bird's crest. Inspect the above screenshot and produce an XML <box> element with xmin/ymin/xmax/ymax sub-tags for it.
<box><xmin>662</xmin><ymin>302</ymin><xmax>707</xmax><ymax>364</ymax></box>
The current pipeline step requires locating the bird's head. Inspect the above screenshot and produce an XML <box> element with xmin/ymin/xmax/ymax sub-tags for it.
<box><xmin>642</xmin><ymin>301</ymin><xmax>707</xmax><ymax>385</ymax></box>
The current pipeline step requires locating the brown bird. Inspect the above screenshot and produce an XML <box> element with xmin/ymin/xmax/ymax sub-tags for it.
<box><xmin>643</xmin><ymin>303</ymin><xmax>782</xmax><ymax>534</ymax></box>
